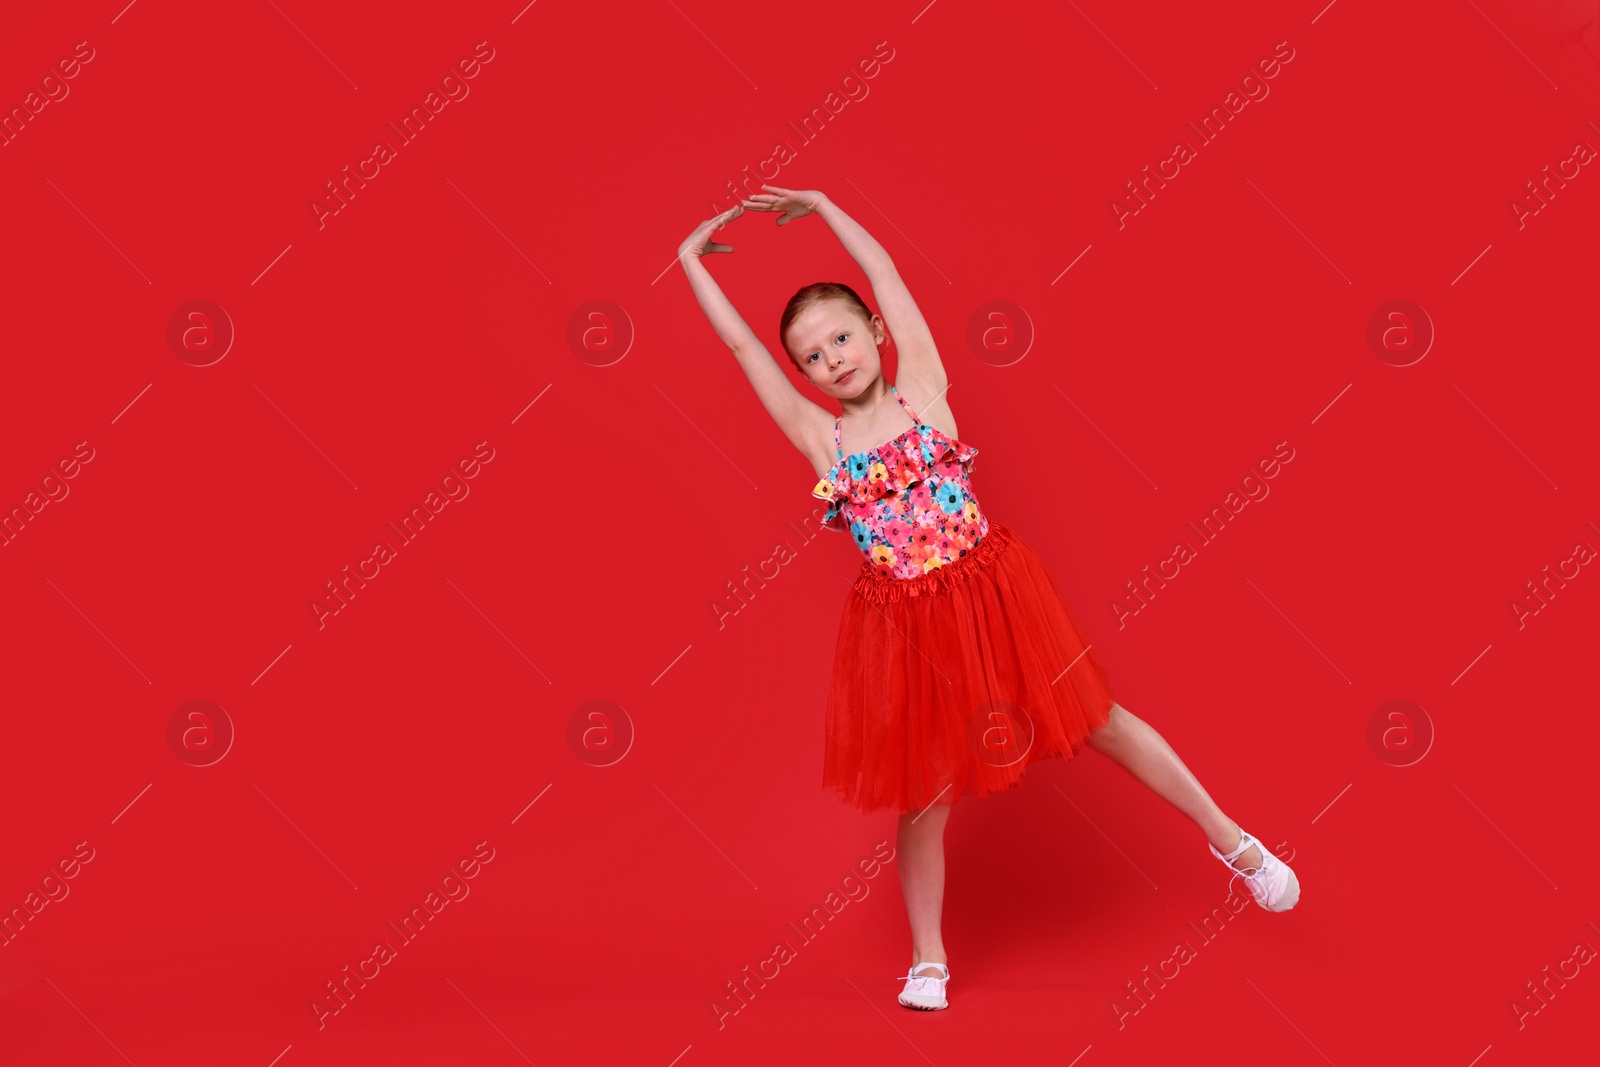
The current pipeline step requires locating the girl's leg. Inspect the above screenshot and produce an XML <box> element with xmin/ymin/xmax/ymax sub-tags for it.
<box><xmin>1084</xmin><ymin>702</ymin><xmax>1263</xmax><ymax>871</ymax></box>
<box><xmin>897</xmin><ymin>802</ymin><xmax>953</xmax><ymax>977</ymax></box>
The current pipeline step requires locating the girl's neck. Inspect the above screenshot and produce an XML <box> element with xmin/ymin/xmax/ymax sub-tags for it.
<box><xmin>840</xmin><ymin>378</ymin><xmax>893</xmax><ymax>420</ymax></box>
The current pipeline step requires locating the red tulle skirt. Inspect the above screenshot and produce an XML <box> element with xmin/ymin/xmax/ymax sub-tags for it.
<box><xmin>822</xmin><ymin>520</ymin><xmax>1117</xmax><ymax>815</ymax></box>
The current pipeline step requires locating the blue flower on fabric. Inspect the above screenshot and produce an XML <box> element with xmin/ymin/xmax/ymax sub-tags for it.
<box><xmin>847</xmin><ymin>453</ymin><xmax>871</xmax><ymax>479</ymax></box>
<box><xmin>936</xmin><ymin>481</ymin><xmax>964</xmax><ymax>514</ymax></box>
<box><xmin>849</xmin><ymin>519</ymin><xmax>873</xmax><ymax>550</ymax></box>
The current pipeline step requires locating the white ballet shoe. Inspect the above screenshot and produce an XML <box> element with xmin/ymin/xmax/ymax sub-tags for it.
<box><xmin>1209</xmin><ymin>828</ymin><xmax>1300</xmax><ymax>912</ymax></box>
<box><xmin>896</xmin><ymin>961</ymin><xmax>950</xmax><ymax>1010</ymax></box>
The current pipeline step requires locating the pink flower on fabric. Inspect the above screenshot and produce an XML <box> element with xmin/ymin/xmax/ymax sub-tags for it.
<box><xmin>883</xmin><ymin>518</ymin><xmax>913</xmax><ymax>546</ymax></box>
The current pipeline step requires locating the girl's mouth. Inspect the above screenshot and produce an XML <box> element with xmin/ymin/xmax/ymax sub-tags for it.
<box><xmin>837</xmin><ymin>370</ymin><xmax>855</xmax><ymax>385</ymax></box>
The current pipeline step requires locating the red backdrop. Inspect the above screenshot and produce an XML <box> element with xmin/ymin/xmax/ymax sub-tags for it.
<box><xmin>2</xmin><ymin>1</ymin><xmax>1596</xmax><ymax>1064</ymax></box>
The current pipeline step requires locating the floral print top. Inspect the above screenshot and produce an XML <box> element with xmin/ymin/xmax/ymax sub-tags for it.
<box><xmin>811</xmin><ymin>385</ymin><xmax>990</xmax><ymax>579</ymax></box>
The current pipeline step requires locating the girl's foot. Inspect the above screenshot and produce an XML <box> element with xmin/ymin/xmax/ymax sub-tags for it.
<box><xmin>897</xmin><ymin>962</ymin><xmax>951</xmax><ymax>1010</ymax></box>
<box><xmin>1211</xmin><ymin>827</ymin><xmax>1263</xmax><ymax>872</ymax></box>
<box><xmin>1208</xmin><ymin>828</ymin><xmax>1300</xmax><ymax>912</ymax></box>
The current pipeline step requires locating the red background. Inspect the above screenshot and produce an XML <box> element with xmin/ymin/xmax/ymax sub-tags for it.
<box><xmin>2</xmin><ymin>1</ymin><xmax>1597</xmax><ymax>1064</ymax></box>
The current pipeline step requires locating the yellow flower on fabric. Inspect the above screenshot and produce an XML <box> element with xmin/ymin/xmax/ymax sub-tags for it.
<box><xmin>867</xmin><ymin>461</ymin><xmax>889</xmax><ymax>485</ymax></box>
<box><xmin>870</xmin><ymin>544</ymin><xmax>897</xmax><ymax>567</ymax></box>
<box><xmin>922</xmin><ymin>556</ymin><xmax>944</xmax><ymax>573</ymax></box>
<box><xmin>812</xmin><ymin>478</ymin><xmax>834</xmax><ymax>499</ymax></box>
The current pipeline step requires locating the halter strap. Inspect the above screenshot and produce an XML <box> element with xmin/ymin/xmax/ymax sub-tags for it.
<box><xmin>835</xmin><ymin>385</ymin><xmax>923</xmax><ymax>461</ymax></box>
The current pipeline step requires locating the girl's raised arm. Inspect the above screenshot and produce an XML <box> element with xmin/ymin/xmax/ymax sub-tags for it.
<box><xmin>676</xmin><ymin>207</ymin><xmax>833</xmax><ymax>466</ymax></box>
<box><xmin>743</xmin><ymin>187</ymin><xmax>948</xmax><ymax>403</ymax></box>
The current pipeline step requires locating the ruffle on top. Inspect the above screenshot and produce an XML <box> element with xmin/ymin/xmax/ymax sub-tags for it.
<box><xmin>811</xmin><ymin>425</ymin><xmax>980</xmax><ymax>533</ymax></box>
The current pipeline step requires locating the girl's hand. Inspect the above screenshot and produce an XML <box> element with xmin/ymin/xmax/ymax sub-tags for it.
<box><xmin>677</xmin><ymin>205</ymin><xmax>744</xmax><ymax>261</ymax></box>
<box><xmin>741</xmin><ymin>185</ymin><xmax>825</xmax><ymax>226</ymax></box>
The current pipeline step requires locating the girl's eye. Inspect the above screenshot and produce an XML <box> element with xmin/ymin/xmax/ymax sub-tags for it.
<box><xmin>806</xmin><ymin>352</ymin><xmax>819</xmax><ymax>363</ymax></box>
<box><xmin>835</xmin><ymin>333</ymin><xmax>848</xmax><ymax>344</ymax></box>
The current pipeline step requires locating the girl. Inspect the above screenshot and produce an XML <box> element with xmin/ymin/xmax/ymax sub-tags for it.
<box><xmin>676</xmin><ymin>186</ymin><xmax>1300</xmax><ymax>1013</ymax></box>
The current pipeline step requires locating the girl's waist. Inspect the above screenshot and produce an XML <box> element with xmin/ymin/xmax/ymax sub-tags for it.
<box><xmin>850</xmin><ymin>521</ymin><xmax>1012</xmax><ymax>603</ymax></box>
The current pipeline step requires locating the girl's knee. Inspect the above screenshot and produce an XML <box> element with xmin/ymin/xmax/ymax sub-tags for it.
<box><xmin>1088</xmin><ymin>702</ymin><xmax>1126</xmax><ymax>746</ymax></box>
<box><xmin>900</xmin><ymin>803</ymin><xmax>953</xmax><ymax>830</ymax></box>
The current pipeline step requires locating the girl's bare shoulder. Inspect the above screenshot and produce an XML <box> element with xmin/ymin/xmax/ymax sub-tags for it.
<box><xmin>804</xmin><ymin>404</ymin><xmax>841</xmax><ymax>480</ymax></box>
<box><xmin>896</xmin><ymin>373</ymin><xmax>959</xmax><ymax>440</ymax></box>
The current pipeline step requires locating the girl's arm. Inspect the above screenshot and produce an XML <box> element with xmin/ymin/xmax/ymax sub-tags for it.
<box><xmin>744</xmin><ymin>186</ymin><xmax>948</xmax><ymax>403</ymax></box>
<box><xmin>676</xmin><ymin>207</ymin><xmax>833</xmax><ymax>466</ymax></box>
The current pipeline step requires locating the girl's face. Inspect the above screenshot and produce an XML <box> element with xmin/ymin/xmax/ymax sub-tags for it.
<box><xmin>787</xmin><ymin>301</ymin><xmax>886</xmax><ymax>399</ymax></box>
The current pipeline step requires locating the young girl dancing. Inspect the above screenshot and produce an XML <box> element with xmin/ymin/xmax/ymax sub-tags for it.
<box><xmin>676</xmin><ymin>186</ymin><xmax>1300</xmax><ymax>1013</ymax></box>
